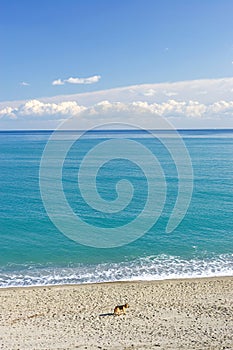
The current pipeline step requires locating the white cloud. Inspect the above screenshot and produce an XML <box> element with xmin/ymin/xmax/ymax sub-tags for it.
<box><xmin>211</xmin><ymin>100</ymin><xmax>233</xmax><ymax>114</ymax></box>
<box><xmin>52</xmin><ymin>79</ymin><xmax>64</xmax><ymax>86</ymax></box>
<box><xmin>52</xmin><ymin>75</ymin><xmax>101</xmax><ymax>86</ymax></box>
<box><xmin>143</xmin><ymin>89</ymin><xmax>157</xmax><ymax>97</ymax></box>
<box><xmin>0</xmin><ymin>100</ymin><xmax>86</xmax><ymax>122</ymax></box>
<box><xmin>19</xmin><ymin>100</ymin><xmax>85</xmax><ymax>118</ymax></box>
<box><xmin>0</xmin><ymin>107</ymin><xmax>17</xmax><ymax>119</ymax></box>
<box><xmin>65</xmin><ymin>75</ymin><xmax>101</xmax><ymax>84</ymax></box>
<box><xmin>20</xmin><ymin>81</ymin><xmax>30</xmax><ymax>86</ymax></box>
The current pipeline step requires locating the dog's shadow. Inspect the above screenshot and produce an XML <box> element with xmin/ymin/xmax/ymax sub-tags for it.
<box><xmin>99</xmin><ymin>312</ymin><xmax>114</xmax><ymax>317</ymax></box>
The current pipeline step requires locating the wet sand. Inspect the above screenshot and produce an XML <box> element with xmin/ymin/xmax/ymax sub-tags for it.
<box><xmin>0</xmin><ymin>276</ymin><xmax>233</xmax><ymax>349</ymax></box>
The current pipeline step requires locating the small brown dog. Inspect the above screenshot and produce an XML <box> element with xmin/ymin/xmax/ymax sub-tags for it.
<box><xmin>114</xmin><ymin>303</ymin><xmax>129</xmax><ymax>316</ymax></box>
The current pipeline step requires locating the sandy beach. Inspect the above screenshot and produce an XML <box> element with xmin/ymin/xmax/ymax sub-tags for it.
<box><xmin>0</xmin><ymin>276</ymin><xmax>232</xmax><ymax>350</ymax></box>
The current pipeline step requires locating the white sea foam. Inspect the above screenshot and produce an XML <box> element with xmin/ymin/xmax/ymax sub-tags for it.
<box><xmin>0</xmin><ymin>254</ymin><xmax>232</xmax><ymax>288</ymax></box>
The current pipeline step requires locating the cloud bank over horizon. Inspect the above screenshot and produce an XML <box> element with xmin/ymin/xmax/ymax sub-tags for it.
<box><xmin>1</xmin><ymin>77</ymin><xmax>233</xmax><ymax>129</ymax></box>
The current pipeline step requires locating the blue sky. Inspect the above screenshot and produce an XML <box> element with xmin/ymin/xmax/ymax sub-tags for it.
<box><xmin>0</xmin><ymin>0</ymin><xmax>233</xmax><ymax>128</ymax></box>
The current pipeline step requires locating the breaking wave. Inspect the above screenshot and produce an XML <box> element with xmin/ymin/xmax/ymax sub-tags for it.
<box><xmin>0</xmin><ymin>254</ymin><xmax>232</xmax><ymax>288</ymax></box>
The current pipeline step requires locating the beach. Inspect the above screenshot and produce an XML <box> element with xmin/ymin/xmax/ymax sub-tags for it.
<box><xmin>1</xmin><ymin>0</ymin><xmax>233</xmax><ymax>348</ymax></box>
<box><xmin>0</xmin><ymin>276</ymin><xmax>232</xmax><ymax>350</ymax></box>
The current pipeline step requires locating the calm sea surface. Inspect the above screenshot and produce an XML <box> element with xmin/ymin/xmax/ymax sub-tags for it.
<box><xmin>0</xmin><ymin>129</ymin><xmax>232</xmax><ymax>287</ymax></box>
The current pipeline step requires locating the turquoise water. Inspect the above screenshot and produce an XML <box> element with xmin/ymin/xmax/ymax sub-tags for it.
<box><xmin>0</xmin><ymin>130</ymin><xmax>233</xmax><ymax>287</ymax></box>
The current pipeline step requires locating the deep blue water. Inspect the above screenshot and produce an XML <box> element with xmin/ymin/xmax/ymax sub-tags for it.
<box><xmin>0</xmin><ymin>129</ymin><xmax>232</xmax><ymax>287</ymax></box>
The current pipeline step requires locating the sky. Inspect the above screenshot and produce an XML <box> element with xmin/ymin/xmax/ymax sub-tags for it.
<box><xmin>0</xmin><ymin>0</ymin><xmax>233</xmax><ymax>129</ymax></box>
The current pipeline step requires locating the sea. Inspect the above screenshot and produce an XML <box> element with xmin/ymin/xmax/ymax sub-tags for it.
<box><xmin>0</xmin><ymin>129</ymin><xmax>233</xmax><ymax>288</ymax></box>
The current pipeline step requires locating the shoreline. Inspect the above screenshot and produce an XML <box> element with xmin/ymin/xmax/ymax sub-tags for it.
<box><xmin>1</xmin><ymin>276</ymin><xmax>233</xmax><ymax>349</ymax></box>
<box><xmin>0</xmin><ymin>274</ymin><xmax>233</xmax><ymax>292</ymax></box>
